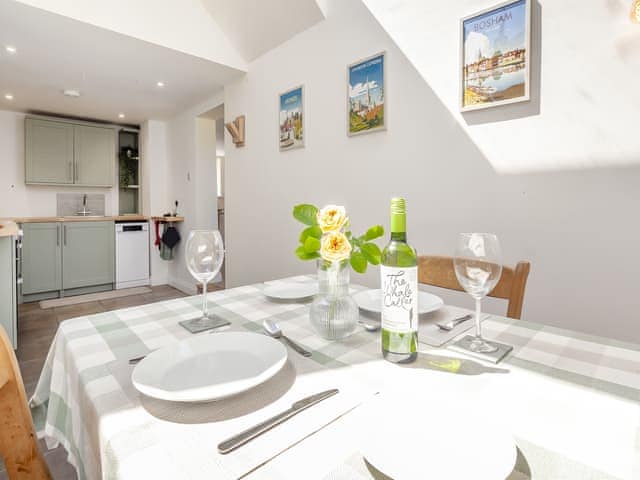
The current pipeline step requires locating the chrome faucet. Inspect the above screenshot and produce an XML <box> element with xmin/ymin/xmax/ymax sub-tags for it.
<box><xmin>76</xmin><ymin>194</ymin><xmax>92</xmax><ymax>216</ymax></box>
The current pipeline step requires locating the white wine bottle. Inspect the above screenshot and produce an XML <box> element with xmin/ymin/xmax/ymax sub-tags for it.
<box><xmin>380</xmin><ymin>197</ymin><xmax>418</xmax><ymax>363</ymax></box>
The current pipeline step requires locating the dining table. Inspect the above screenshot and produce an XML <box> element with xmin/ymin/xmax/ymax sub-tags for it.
<box><xmin>30</xmin><ymin>275</ymin><xmax>640</xmax><ymax>480</ymax></box>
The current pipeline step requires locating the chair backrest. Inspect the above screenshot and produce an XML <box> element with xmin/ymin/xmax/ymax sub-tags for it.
<box><xmin>0</xmin><ymin>326</ymin><xmax>51</xmax><ymax>479</ymax></box>
<box><xmin>417</xmin><ymin>255</ymin><xmax>531</xmax><ymax>319</ymax></box>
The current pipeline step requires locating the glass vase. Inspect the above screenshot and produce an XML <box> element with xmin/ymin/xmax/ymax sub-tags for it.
<box><xmin>309</xmin><ymin>259</ymin><xmax>359</xmax><ymax>340</ymax></box>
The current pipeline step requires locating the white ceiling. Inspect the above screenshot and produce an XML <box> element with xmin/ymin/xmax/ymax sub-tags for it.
<box><xmin>0</xmin><ymin>0</ymin><xmax>245</xmax><ymax>124</ymax></box>
<box><xmin>201</xmin><ymin>0</ymin><xmax>325</xmax><ymax>61</ymax></box>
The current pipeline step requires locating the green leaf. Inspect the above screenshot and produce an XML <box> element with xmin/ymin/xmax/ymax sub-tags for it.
<box><xmin>360</xmin><ymin>242</ymin><xmax>382</xmax><ymax>265</ymax></box>
<box><xmin>350</xmin><ymin>251</ymin><xmax>367</xmax><ymax>273</ymax></box>
<box><xmin>293</xmin><ymin>204</ymin><xmax>318</xmax><ymax>226</ymax></box>
<box><xmin>299</xmin><ymin>225</ymin><xmax>322</xmax><ymax>243</ymax></box>
<box><xmin>295</xmin><ymin>246</ymin><xmax>321</xmax><ymax>260</ymax></box>
<box><xmin>364</xmin><ymin>225</ymin><xmax>384</xmax><ymax>241</ymax></box>
<box><xmin>303</xmin><ymin>236</ymin><xmax>321</xmax><ymax>253</ymax></box>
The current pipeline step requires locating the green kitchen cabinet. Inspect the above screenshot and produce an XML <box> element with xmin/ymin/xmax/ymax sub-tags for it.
<box><xmin>74</xmin><ymin>125</ymin><xmax>115</xmax><ymax>186</ymax></box>
<box><xmin>0</xmin><ymin>236</ymin><xmax>17</xmax><ymax>348</ymax></box>
<box><xmin>21</xmin><ymin>223</ymin><xmax>63</xmax><ymax>296</ymax></box>
<box><xmin>25</xmin><ymin>118</ymin><xmax>75</xmax><ymax>184</ymax></box>
<box><xmin>62</xmin><ymin>221</ymin><xmax>114</xmax><ymax>289</ymax></box>
<box><xmin>25</xmin><ymin>117</ymin><xmax>116</xmax><ymax>187</ymax></box>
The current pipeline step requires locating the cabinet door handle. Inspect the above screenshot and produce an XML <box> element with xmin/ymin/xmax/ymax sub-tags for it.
<box><xmin>63</xmin><ymin>225</ymin><xmax>67</xmax><ymax>246</ymax></box>
<box><xmin>74</xmin><ymin>162</ymin><xmax>78</xmax><ymax>182</ymax></box>
<box><xmin>57</xmin><ymin>225</ymin><xmax>60</xmax><ymax>246</ymax></box>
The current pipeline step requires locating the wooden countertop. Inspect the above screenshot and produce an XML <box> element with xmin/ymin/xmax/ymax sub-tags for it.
<box><xmin>0</xmin><ymin>221</ymin><xmax>19</xmax><ymax>237</ymax></box>
<box><xmin>150</xmin><ymin>216</ymin><xmax>184</xmax><ymax>223</ymax></box>
<box><xmin>2</xmin><ymin>215</ymin><xmax>149</xmax><ymax>224</ymax></box>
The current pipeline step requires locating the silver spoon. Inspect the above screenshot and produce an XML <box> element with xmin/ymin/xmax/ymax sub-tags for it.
<box><xmin>358</xmin><ymin>320</ymin><xmax>381</xmax><ymax>332</ymax></box>
<box><xmin>263</xmin><ymin>319</ymin><xmax>312</xmax><ymax>357</ymax></box>
<box><xmin>435</xmin><ymin>314</ymin><xmax>473</xmax><ymax>332</ymax></box>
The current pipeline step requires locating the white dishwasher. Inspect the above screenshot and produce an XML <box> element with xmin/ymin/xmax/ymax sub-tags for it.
<box><xmin>115</xmin><ymin>222</ymin><xmax>150</xmax><ymax>289</ymax></box>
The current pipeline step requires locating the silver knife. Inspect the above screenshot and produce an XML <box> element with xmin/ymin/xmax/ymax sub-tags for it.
<box><xmin>217</xmin><ymin>389</ymin><xmax>339</xmax><ymax>454</ymax></box>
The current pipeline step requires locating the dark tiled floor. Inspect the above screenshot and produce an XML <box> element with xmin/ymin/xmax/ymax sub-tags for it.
<box><xmin>1</xmin><ymin>285</ymin><xmax>191</xmax><ymax>480</ymax></box>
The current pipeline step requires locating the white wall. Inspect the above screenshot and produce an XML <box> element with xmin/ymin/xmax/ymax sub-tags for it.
<box><xmin>223</xmin><ymin>0</ymin><xmax>640</xmax><ymax>343</ymax></box>
<box><xmin>164</xmin><ymin>92</ymin><xmax>223</xmax><ymax>294</ymax></box>
<box><xmin>0</xmin><ymin>109</ymin><xmax>118</xmax><ymax>218</ymax></box>
<box><xmin>140</xmin><ymin>120</ymin><xmax>169</xmax><ymax>285</ymax></box>
<box><xmin>362</xmin><ymin>0</ymin><xmax>640</xmax><ymax>174</ymax></box>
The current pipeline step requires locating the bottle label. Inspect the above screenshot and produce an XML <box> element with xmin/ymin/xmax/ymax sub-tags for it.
<box><xmin>380</xmin><ymin>266</ymin><xmax>418</xmax><ymax>333</ymax></box>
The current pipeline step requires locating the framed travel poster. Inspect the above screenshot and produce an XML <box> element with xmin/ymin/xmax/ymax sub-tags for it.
<box><xmin>279</xmin><ymin>85</ymin><xmax>304</xmax><ymax>151</ymax></box>
<box><xmin>348</xmin><ymin>52</ymin><xmax>386</xmax><ymax>136</ymax></box>
<box><xmin>460</xmin><ymin>0</ymin><xmax>531</xmax><ymax>112</ymax></box>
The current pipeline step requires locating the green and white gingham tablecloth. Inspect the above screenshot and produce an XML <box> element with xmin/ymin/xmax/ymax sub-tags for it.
<box><xmin>30</xmin><ymin>276</ymin><xmax>640</xmax><ymax>479</ymax></box>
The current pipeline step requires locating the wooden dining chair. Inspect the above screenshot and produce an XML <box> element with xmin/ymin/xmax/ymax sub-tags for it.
<box><xmin>418</xmin><ymin>255</ymin><xmax>531</xmax><ymax>319</ymax></box>
<box><xmin>0</xmin><ymin>326</ymin><xmax>51</xmax><ymax>479</ymax></box>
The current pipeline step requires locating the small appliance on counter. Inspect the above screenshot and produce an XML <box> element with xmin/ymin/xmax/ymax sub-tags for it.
<box><xmin>115</xmin><ymin>221</ymin><xmax>150</xmax><ymax>289</ymax></box>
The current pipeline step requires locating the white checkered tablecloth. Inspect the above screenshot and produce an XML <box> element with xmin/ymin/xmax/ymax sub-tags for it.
<box><xmin>30</xmin><ymin>276</ymin><xmax>640</xmax><ymax>479</ymax></box>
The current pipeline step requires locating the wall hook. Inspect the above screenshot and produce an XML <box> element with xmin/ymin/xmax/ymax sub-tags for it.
<box><xmin>225</xmin><ymin>115</ymin><xmax>246</xmax><ymax>147</ymax></box>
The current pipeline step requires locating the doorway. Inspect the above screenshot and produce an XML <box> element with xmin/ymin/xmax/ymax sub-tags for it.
<box><xmin>196</xmin><ymin>105</ymin><xmax>225</xmax><ymax>289</ymax></box>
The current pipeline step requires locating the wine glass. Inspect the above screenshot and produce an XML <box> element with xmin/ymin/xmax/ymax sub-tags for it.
<box><xmin>183</xmin><ymin>230</ymin><xmax>225</xmax><ymax>332</ymax></box>
<box><xmin>454</xmin><ymin>233</ymin><xmax>502</xmax><ymax>353</ymax></box>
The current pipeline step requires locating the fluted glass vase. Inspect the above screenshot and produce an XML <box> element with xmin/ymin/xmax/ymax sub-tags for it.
<box><xmin>309</xmin><ymin>259</ymin><xmax>359</xmax><ymax>340</ymax></box>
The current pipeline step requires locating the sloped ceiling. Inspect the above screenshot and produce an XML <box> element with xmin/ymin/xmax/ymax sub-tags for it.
<box><xmin>201</xmin><ymin>0</ymin><xmax>325</xmax><ymax>62</ymax></box>
<box><xmin>0</xmin><ymin>0</ymin><xmax>244</xmax><ymax>123</ymax></box>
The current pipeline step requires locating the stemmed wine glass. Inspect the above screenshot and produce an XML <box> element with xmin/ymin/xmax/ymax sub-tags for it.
<box><xmin>182</xmin><ymin>230</ymin><xmax>227</xmax><ymax>333</ymax></box>
<box><xmin>454</xmin><ymin>233</ymin><xmax>502</xmax><ymax>353</ymax></box>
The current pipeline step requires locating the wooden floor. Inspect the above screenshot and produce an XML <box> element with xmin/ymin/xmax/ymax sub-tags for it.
<box><xmin>0</xmin><ymin>285</ymin><xmax>188</xmax><ymax>480</ymax></box>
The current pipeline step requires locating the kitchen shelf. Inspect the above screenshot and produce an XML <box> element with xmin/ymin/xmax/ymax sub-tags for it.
<box><xmin>151</xmin><ymin>216</ymin><xmax>184</xmax><ymax>223</ymax></box>
<box><xmin>118</xmin><ymin>130</ymin><xmax>140</xmax><ymax>215</ymax></box>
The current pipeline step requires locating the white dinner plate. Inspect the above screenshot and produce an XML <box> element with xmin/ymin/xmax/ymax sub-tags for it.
<box><xmin>263</xmin><ymin>283</ymin><xmax>318</xmax><ymax>300</ymax></box>
<box><xmin>352</xmin><ymin>289</ymin><xmax>444</xmax><ymax>314</ymax></box>
<box><xmin>360</xmin><ymin>393</ymin><xmax>517</xmax><ymax>480</ymax></box>
<box><xmin>131</xmin><ymin>332</ymin><xmax>287</xmax><ymax>402</ymax></box>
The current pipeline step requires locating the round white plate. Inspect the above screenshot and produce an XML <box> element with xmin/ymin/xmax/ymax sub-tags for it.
<box><xmin>360</xmin><ymin>394</ymin><xmax>516</xmax><ymax>480</ymax></box>
<box><xmin>352</xmin><ymin>289</ymin><xmax>444</xmax><ymax>314</ymax></box>
<box><xmin>263</xmin><ymin>283</ymin><xmax>318</xmax><ymax>300</ymax></box>
<box><xmin>131</xmin><ymin>332</ymin><xmax>287</xmax><ymax>402</ymax></box>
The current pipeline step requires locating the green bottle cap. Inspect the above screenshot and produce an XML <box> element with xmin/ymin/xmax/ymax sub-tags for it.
<box><xmin>390</xmin><ymin>197</ymin><xmax>406</xmax><ymax>214</ymax></box>
<box><xmin>390</xmin><ymin>197</ymin><xmax>406</xmax><ymax>233</ymax></box>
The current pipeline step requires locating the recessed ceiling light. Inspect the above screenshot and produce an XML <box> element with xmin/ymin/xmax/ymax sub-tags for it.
<box><xmin>5</xmin><ymin>45</ymin><xmax>16</xmax><ymax>54</ymax></box>
<box><xmin>4</xmin><ymin>93</ymin><xmax>13</xmax><ymax>100</ymax></box>
<box><xmin>118</xmin><ymin>113</ymin><xmax>125</xmax><ymax>119</ymax></box>
<box><xmin>63</xmin><ymin>89</ymin><xmax>81</xmax><ymax>98</ymax></box>
<box><xmin>156</xmin><ymin>81</ymin><xmax>165</xmax><ymax>88</ymax></box>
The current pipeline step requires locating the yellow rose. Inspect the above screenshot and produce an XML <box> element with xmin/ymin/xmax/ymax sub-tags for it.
<box><xmin>317</xmin><ymin>205</ymin><xmax>348</xmax><ymax>233</ymax></box>
<box><xmin>320</xmin><ymin>231</ymin><xmax>352</xmax><ymax>263</ymax></box>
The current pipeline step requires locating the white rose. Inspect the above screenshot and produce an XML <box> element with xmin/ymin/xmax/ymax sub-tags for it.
<box><xmin>317</xmin><ymin>205</ymin><xmax>348</xmax><ymax>233</ymax></box>
<box><xmin>320</xmin><ymin>231</ymin><xmax>352</xmax><ymax>263</ymax></box>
